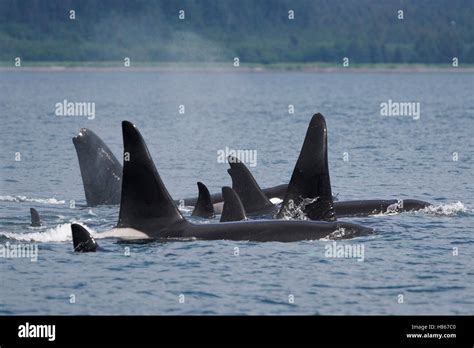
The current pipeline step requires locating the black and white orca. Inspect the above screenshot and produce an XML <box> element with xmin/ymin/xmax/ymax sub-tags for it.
<box><xmin>71</xmin><ymin>119</ymin><xmax>373</xmax><ymax>251</ymax></box>
<box><xmin>227</xmin><ymin>113</ymin><xmax>431</xmax><ymax>218</ymax></box>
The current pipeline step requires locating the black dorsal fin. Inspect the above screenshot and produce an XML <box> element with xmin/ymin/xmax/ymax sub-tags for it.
<box><xmin>30</xmin><ymin>208</ymin><xmax>42</xmax><ymax>227</ymax></box>
<box><xmin>191</xmin><ymin>182</ymin><xmax>215</xmax><ymax>218</ymax></box>
<box><xmin>227</xmin><ymin>156</ymin><xmax>274</xmax><ymax>214</ymax></box>
<box><xmin>277</xmin><ymin>113</ymin><xmax>336</xmax><ymax>221</ymax></box>
<box><xmin>220</xmin><ymin>187</ymin><xmax>246</xmax><ymax>222</ymax></box>
<box><xmin>117</xmin><ymin>121</ymin><xmax>184</xmax><ymax>231</ymax></box>
<box><xmin>71</xmin><ymin>224</ymin><xmax>98</xmax><ymax>252</ymax></box>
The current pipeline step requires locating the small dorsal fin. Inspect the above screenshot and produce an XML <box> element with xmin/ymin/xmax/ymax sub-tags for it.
<box><xmin>277</xmin><ymin>113</ymin><xmax>336</xmax><ymax>221</ymax></box>
<box><xmin>227</xmin><ymin>156</ymin><xmax>274</xmax><ymax>214</ymax></box>
<box><xmin>71</xmin><ymin>224</ymin><xmax>98</xmax><ymax>252</ymax></box>
<box><xmin>191</xmin><ymin>182</ymin><xmax>215</xmax><ymax>218</ymax></box>
<box><xmin>30</xmin><ymin>208</ymin><xmax>42</xmax><ymax>227</ymax></box>
<box><xmin>220</xmin><ymin>187</ymin><xmax>246</xmax><ymax>222</ymax></box>
<box><xmin>117</xmin><ymin>121</ymin><xmax>184</xmax><ymax>231</ymax></box>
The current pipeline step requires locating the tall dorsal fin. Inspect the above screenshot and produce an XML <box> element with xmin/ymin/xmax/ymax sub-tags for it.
<box><xmin>118</xmin><ymin>121</ymin><xmax>184</xmax><ymax>231</ymax></box>
<box><xmin>277</xmin><ymin>113</ymin><xmax>336</xmax><ymax>221</ymax></box>
<box><xmin>30</xmin><ymin>208</ymin><xmax>42</xmax><ymax>227</ymax></box>
<box><xmin>227</xmin><ymin>156</ymin><xmax>274</xmax><ymax>214</ymax></box>
<box><xmin>72</xmin><ymin>128</ymin><xmax>122</xmax><ymax>206</ymax></box>
<box><xmin>191</xmin><ymin>182</ymin><xmax>215</xmax><ymax>218</ymax></box>
<box><xmin>220</xmin><ymin>187</ymin><xmax>246</xmax><ymax>222</ymax></box>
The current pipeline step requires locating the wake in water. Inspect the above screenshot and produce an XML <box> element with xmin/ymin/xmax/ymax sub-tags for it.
<box><xmin>0</xmin><ymin>202</ymin><xmax>467</xmax><ymax>244</ymax></box>
<box><xmin>0</xmin><ymin>223</ymin><xmax>96</xmax><ymax>243</ymax></box>
<box><xmin>0</xmin><ymin>195</ymin><xmax>65</xmax><ymax>205</ymax></box>
<box><xmin>367</xmin><ymin>201</ymin><xmax>468</xmax><ymax>217</ymax></box>
<box><xmin>417</xmin><ymin>201</ymin><xmax>468</xmax><ymax>216</ymax></box>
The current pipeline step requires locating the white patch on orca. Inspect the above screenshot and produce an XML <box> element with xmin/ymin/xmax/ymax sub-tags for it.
<box><xmin>269</xmin><ymin>197</ymin><xmax>283</xmax><ymax>205</ymax></box>
<box><xmin>100</xmin><ymin>228</ymin><xmax>150</xmax><ymax>240</ymax></box>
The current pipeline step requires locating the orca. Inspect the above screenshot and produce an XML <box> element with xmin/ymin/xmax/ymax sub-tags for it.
<box><xmin>73</xmin><ymin>128</ymin><xmax>122</xmax><ymax>206</ymax></box>
<box><xmin>178</xmin><ymin>184</ymin><xmax>287</xmax><ymax>208</ymax></box>
<box><xmin>30</xmin><ymin>208</ymin><xmax>42</xmax><ymax>227</ymax></box>
<box><xmin>333</xmin><ymin>199</ymin><xmax>431</xmax><ymax>217</ymax></box>
<box><xmin>227</xmin><ymin>115</ymin><xmax>431</xmax><ymax>218</ymax></box>
<box><xmin>220</xmin><ymin>187</ymin><xmax>247</xmax><ymax>222</ymax></box>
<box><xmin>277</xmin><ymin>113</ymin><xmax>337</xmax><ymax>221</ymax></box>
<box><xmin>73</xmin><ymin>128</ymin><xmax>287</xmax><ymax>207</ymax></box>
<box><xmin>227</xmin><ymin>113</ymin><xmax>337</xmax><ymax>220</ymax></box>
<box><xmin>71</xmin><ymin>120</ymin><xmax>373</xmax><ymax>251</ymax></box>
<box><xmin>228</xmin><ymin>158</ymin><xmax>277</xmax><ymax>216</ymax></box>
<box><xmin>191</xmin><ymin>182</ymin><xmax>215</xmax><ymax>218</ymax></box>
<box><xmin>228</xmin><ymin>156</ymin><xmax>431</xmax><ymax>218</ymax></box>
<box><xmin>72</xmin><ymin>224</ymin><xmax>99</xmax><ymax>252</ymax></box>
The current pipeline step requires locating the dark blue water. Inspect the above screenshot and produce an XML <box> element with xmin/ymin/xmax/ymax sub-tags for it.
<box><xmin>0</xmin><ymin>71</ymin><xmax>473</xmax><ymax>314</ymax></box>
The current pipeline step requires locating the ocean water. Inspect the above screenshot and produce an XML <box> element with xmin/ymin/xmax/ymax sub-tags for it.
<box><xmin>0</xmin><ymin>70</ymin><xmax>473</xmax><ymax>315</ymax></box>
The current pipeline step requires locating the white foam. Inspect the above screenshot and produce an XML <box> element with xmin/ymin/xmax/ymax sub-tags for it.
<box><xmin>320</xmin><ymin>227</ymin><xmax>348</xmax><ymax>241</ymax></box>
<box><xmin>0</xmin><ymin>195</ymin><xmax>65</xmax><ymax>205</ymax></box>
<box><xmin>0</xmin><ymin>223</ymin><xmax>75</xmax><ymax>242</ymax></box>
<box><xmin>0</xmin><ymin>223</ymin><xmax>154</xmax><ymax>243</ymax></box>
<box><xmin>418</xmin><ymin>201</ymin><xmax>467</xmax><ymax>216</ymax></box>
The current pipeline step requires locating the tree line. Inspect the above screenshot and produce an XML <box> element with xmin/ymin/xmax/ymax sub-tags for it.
<box><xmin>1</xmin><ymin>0</ymin><xmax>473</xmax><ymax>64</ymax></box>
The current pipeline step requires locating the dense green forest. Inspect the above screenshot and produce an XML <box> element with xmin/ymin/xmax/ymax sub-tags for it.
<box><xmin>0</xmin><ymin>0</ymin><xmax>473</xmax><ymax>64</ymax></box>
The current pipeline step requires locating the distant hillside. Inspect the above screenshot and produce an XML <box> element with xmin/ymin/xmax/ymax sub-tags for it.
<box><xmin>0</xmin><ymin>0</ymin><xmax>473</xmax><ymax>64</ymax></box>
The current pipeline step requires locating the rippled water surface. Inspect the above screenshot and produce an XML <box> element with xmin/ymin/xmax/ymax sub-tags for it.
<box><xmin>0</xmin><ymin>71</ymin><xmax>473</xmax><ymax>314</ymax></box>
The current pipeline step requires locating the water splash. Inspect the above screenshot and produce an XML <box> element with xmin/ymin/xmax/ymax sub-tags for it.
<box><xmin>418</xmin><ymin>201</ymin><xmax>467</xmax><ymax>216</ymax></box>
<box><xmin>386</xmin><ymin>199</ymin><xmax>404</xmax><ymax>214</ymax></box>
<box><xmin>0</xmin><ymin>195</ymin><xmax>65</xmax><ymax>205</ymax></box>
<box><xmin>0</xmin><ymin>223</ymin><xmax>74</xmax><ymax>242</ymax></box>
<box><xmin>321</xmin><ymin>227</ymin><xmax>348</xmax><ymax>240</ymax></box>
<box><xmin>278</xmin><ymin>197</ymin><xmax>318</xmax><ymax>220</ymax></box>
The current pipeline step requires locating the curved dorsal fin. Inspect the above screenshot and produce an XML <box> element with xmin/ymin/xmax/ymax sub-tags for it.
<box><xmin>227</xmin><ymin>156</ymin><xmax>273</xmax><ymax>214</ymax></box>
<box><xmin>277</xmin><ymin>113</ymin><xmax>336</xmax><ymax>221</ymax></box>
<box><xmin>191</xmin><ymin>182</ymin><xmax>215</xmax><ymax>218</ymax></box>
<box><xmin>30</xmin><ymin>208</ymin><xmax>42</xmax><ymax>227</ymax></box>
<box><xmin>220</xmin><ymin>187</ymin><xmax>246</xmax><ymax>222</ymax></box>
<box><xmin>72</xmin><ymin>224</ymin><xmax>98</xmax><ymax>252</ymax></box>
<box><xmin>72</xmin><ymin>128</ymin><xmax>122</xmax><ymax>206</ymax></box>
<box><xmin>117</xmin><ymin>121</ymin><xmax>184</xmax><ymax>231</ymax></box>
